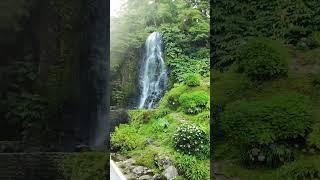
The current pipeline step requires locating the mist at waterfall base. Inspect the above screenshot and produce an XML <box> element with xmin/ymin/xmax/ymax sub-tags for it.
<box><xmin>139</xmin><ymin>32</ymin><xmax>168</xmax><ymax>109</ymax></box>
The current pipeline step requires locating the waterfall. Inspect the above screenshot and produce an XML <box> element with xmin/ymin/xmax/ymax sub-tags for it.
<box><xmin>139</xmin><ymin>32</ymin><xmax>168</xmax><ymax>109</ymax></box>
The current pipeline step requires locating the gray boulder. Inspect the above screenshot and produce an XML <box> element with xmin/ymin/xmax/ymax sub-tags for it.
<box><xmin>162</xmin><ymin>166</ymin><xmax>178</xmax><ymax>180</ymax></box>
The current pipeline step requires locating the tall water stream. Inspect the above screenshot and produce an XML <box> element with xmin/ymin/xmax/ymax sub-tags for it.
<box><xmin>139</xmin><ymin>32</ymin><xmax>167</xmax><ymax>109</ymax></box>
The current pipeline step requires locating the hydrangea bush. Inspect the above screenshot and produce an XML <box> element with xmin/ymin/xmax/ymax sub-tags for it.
<box><xmin>173</xmin><ymin>124</ymin><xmax>209</xmax><ymax>156</ymax></box>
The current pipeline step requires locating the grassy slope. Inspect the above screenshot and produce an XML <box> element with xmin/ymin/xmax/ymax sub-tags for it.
<box><xmin>213</xmin><ymin>47</ymin><xmax>320</xmax><ymax>179</ymax></box>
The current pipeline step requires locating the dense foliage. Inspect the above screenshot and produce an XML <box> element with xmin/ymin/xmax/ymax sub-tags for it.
<box><xmin>238</xmin><ymin>37</ymin><xmax>289</xmax><ymax>81</ymax></box>
<box><xmin>212</xmin><ymin>0</ymin><xmax>320</xmax><ymax>69</ymax></box>
<box><xmin>179</xmin><ymin>91</ymin><xmax>209</xmax><ymax>114</ymax></box>
<box><xmin>277</xmin><ymin>156</ymin><xmax>320</xmax><ymax>179</ymax></box>
<box><xmin>111</xmin><ymin>124</ymin><xmax>146</xmax><ymax>152</ymax></box>
<box><xmin>241</xmin><ymin>144</ymin><xmax>294</xmax><ymax>168</ymax></box>
<box><xmin>221</xmin><ymin>93</ymin><xmax>312</xmax><ymax>145</ymax></box>
<box><xmin>0</xmin><ymin>0</ymin><xmax>86</xmax><ymax>149</ymax></box>
<box><xmin>309</xmin><ymin>31</ymin><xmax>320</xmax><ymax>48</ymax></box>
<box><xmin>161</xmin><ymin>84</ymin><xmax>188</xmax><ymax>110</ymax></box>
<box><xmin>307</xmin><ymin>123</ymin><xmax>320</xmax><ymax>149</ymax></box>
<box><xmin>110</xmin><ymin>0</ymin><xmax>209</xmax><ymax>107</ymax></box>
<box><xmin>184</xmin><ymin>73</ymin><xmax>201</xmax><ymax>87</ymax></box>
<box><xmin>175</xmin><ymin>153</ymin><xmax>210</xmax><ymax>180</ymax></box>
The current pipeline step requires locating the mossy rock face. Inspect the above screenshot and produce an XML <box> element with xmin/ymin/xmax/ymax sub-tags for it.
<box><xmin>238</xmin><ymin>37</ymin><xmax>289</xmax><ymax>81</ymax></box>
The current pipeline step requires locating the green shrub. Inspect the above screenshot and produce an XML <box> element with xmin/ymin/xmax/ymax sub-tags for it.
<box><xmin>128</xmin><ymin>109</ymin><xmax>156</xmax><ymax>123</ymax></box>
<box><xmin>61</xmin><ymin>152</ymin><xmax>108</xmax><ymax>180</ymax></box>
<box><xmin>277</xmin><ymin>156</ymin><xmax>320</xmax><ymax>180</ymax></box>
<box><xmin>179</xmin><ymin>91</ymin><xmax>209</xmax><ymax>114</ymax></box>
<box><xmin>132</xmin><ymin>146</ymin><xmax>161</xmax><ymax>169</ymax></box>
<box><xmin>221</xmin><ymin>93</ymin><xmax>312</xmax><ymax>145</ymax></box>
<box><xmin>111</xmin><ymin>124</ymin><xmax>145</xmax><ymax>152</ymax></box>
<box><xmin>193</xmin><ymin>111</ymin><xmax>210</xmax><ymax>135</ymax></box>
<box><xmin>160</xmin><ymin>84</ymin><xmax>188</xmax><ymax>110</ymax></box>
<box><xmin>212</xmin><ymin>71</ymin><xmax>250</xmax><ymax>107</ymax></box>
<box><xmin>175</xmin><ymin>153</ymin><xmax>209</xmax><ymax>180</ymax></box>
<box><xmin>152</xmin><ymin>118</ymin><xmax>170</xmax><ymax>132</ymax></box>
<box><xmin>195</xmin><ymin>111</ymin><xmax>210</xmax><ymax>123</ymax></box>
<box><xmin>173</xmin><ymin>123</ymin><xmax>209</xmax><ymax>156</ymax></box>
<box><xmin>309</xmin><ymin>31</ymin><xmax>320</xmax><ymax>48</ymax></box>
<box><xmin>238</xmin><ymin>37</ymin><xmax>288</xmax><ymax>81</ymax></box>
<box><xmin>241</xmin><ymin>144</ymin><xmax>294</xmax><ymax>168</ymax></box>
<box><xmin>184</xmin><ymin>73</ymin><xmax>200</xmax><ymax>87</ymax></box>
<box><xmin>307</xmin><ymin>123</ymin><xmax>320</xmax><ymax>149</ymax></box>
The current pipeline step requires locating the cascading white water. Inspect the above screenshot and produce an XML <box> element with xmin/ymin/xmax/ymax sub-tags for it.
<box><xmin>139</xmin><ymin>32</ymin><xmax>168</xmax><ymax>109</ymax></box>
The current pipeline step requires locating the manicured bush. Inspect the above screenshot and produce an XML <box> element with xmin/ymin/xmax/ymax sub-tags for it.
<box><xmin>175</xmin><ymin>153</ymin><xmax>209</xmax><ymax>180</ymax></box>
<box><xmin>111</xmin><ymin>124</ymin><xmax>145</xmax><ymax>152</ymax></box>
<box><xmin>184</xmin><ymin>73</ymin><xmax>200</xmax><ymax>87</ymax></box>
<box><xmin>61</xmin><ymin>152</ymin><xmax>108</xmax><ymax>180</ymax></box>
<box><xmin>238</xmin><ymin>37</ymin><xmax>288</xmax><ymax>81</ymax></box>
<box><xmin>277</xmin><ymin>156</ymin><xmax>320</xmax><ymax>179</ymax></box>
<box><xmin>160</xmin><ymin>84</ymin><xmax>188</xmax><ymax>109</ymax></box>
<box><xmin>179</xmin><ymin>91</ymin><xmax>209</xmax><ymax>114</ymax></box>
<box><xmin>173</xmin><ymin>123</ymin><xmax>209</xmax><ymax>156</ymax></box>
<box><xmin>221</xmin><ymin>93</ymin><xmax>312</xmax><ymax>145</ymax></box>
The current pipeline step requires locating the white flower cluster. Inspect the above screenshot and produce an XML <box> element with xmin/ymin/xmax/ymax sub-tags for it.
<box><xmin>173</xmin><ymin>124</ymin><xmax>207</xmax><ymax>155</ymax></box>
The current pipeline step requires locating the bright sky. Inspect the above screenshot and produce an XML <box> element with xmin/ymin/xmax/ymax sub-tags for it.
<box><xmin>110</xmin><ymin>0</ymin><xmax>127</xmax><ymax>17</ymax></box>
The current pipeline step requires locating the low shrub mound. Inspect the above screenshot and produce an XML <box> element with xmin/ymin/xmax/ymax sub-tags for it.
<box><xmin>238</xmin><ymin>37</ymin><xmax>288</xmax><ymax>81</ymax></box>
<box><xmin>179</xmin><ymin>91</ymin><xmax>209</xmax><ymax>114</ymax></box>
<box><xmin>277</xmin><ymin>156</ymin><xmax>320</xmax><ymax>179</ymax></box>
<box><xmin>111</xmin><ymin>124</ymin><xmax>145</xmax><ymax>152</ymax></box>
<box><xmin>184</xmin><ymin>73</ymin><xmax>200</xmax><ymax>87</ymax></box>
<box><xmin>161</xmin><ymin>84</ymin><xmax>188</xmax><ymax>110</ymax></box>
<box><xmin>173</xmin><ymin>123</ymin><xmax>209</xmax><ymax>156</ymax></box>
<box><xmin>221</xmin><ymin>93</ymin><xmax>312</xmax><ymax>145</ymax></box>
